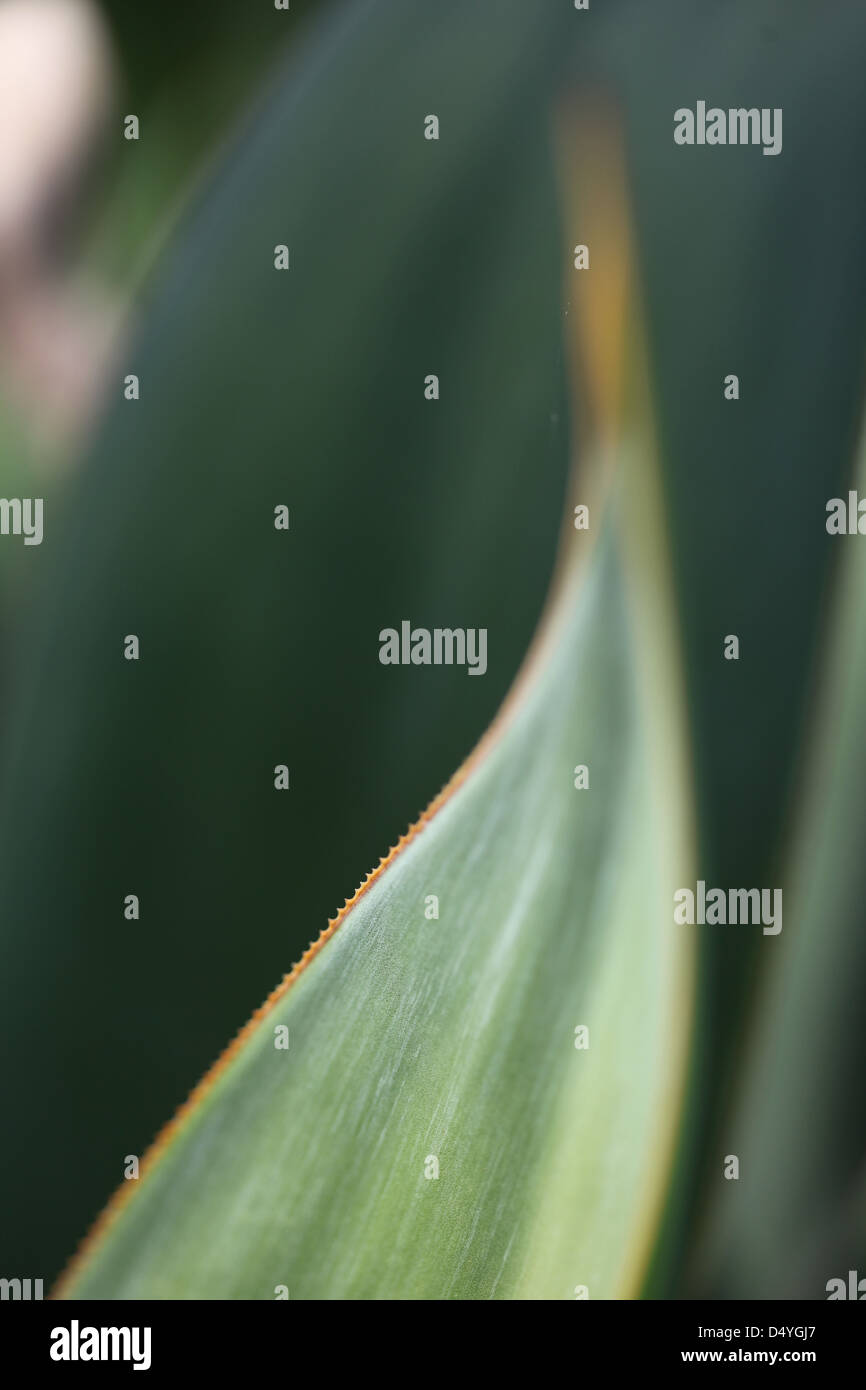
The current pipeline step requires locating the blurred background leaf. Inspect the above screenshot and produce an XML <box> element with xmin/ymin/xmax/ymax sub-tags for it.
<box><xmin>693</xmin><ymin>415</ymin><xmax>866</xmax><ymax>1299</ymax></box>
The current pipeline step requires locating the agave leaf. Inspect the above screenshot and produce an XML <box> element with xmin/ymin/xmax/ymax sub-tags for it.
<box><xmin>58</xmin><ymin>129</ymin><xmax>696</xmax><ymax>1299</ymax></box>
<box><xmin>9</xmin><ymin>0</ymin><xmax>866</xmax><ymax>1295</ymax></box>
<box><xmin>60</xmin><ymin>520</ymin><xmax>693</xmax><ymax>1300</ymax></box>
<box><xmin>0</xmin><ymin>0</ymin><xmax>574</xmax><ymax>1283</ymax></box>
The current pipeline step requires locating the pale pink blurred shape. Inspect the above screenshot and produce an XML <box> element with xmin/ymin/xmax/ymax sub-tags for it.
<box><xmin>0</xmin><ymin>0</ymin><xmax>111</xmax><ymax>245</ymax></box>
<box><xmin>0</xmin><ymin>0</ymin><xmax>120</xmax><ymax>455</ymax></box>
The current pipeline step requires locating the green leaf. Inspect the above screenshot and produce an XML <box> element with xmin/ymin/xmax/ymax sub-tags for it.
<box><xmin>59</xmin><ymin>164</ymin><xmax>697</xmax><ymax>1296</ymax></box>
<box><xmin>0</xmin><ymin>0</ymin><xmax>573</xmax><ymax>1283</ymax></box>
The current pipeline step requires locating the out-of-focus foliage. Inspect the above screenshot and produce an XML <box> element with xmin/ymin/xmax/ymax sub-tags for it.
<box><xmin>695</xmin><ymin>416</ymin><xmax>866</xmax><ymax>1299</ymax></box>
